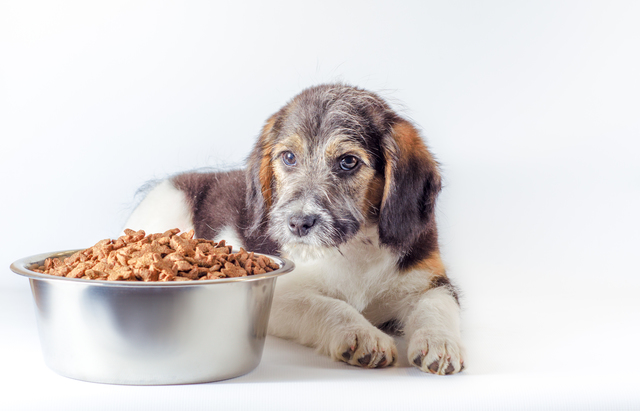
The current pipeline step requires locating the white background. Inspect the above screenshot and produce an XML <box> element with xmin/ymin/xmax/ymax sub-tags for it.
<box><xmin>1</xmin><ymin>1</ymin><xmax>639</xmax><ymax>410</ymax></box>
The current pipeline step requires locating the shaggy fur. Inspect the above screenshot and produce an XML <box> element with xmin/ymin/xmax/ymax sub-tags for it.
<box><xmin>125</xmin><ymin>84</ymin><xmax>465</xmax><ymax>374</ymax></box>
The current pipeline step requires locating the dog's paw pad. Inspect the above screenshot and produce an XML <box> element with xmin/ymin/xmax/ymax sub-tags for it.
<box><xmin>408</xmin><ymin>332</ymin><xmax>464</xmax><ymax>375</ymax></box>
<box><xmin>341</xmin><ymin>346</ymin><xmax>355</xmax><ymax>361</ymax></box>
<box><xmin>412</xmin><ymin>352</ymin><xmax>424</xmax><ymax>368</ymax></box>
<box><xmin>444</xmin><ymin>362</ymin><xmax>455</xmax><ymax>375</ymax></box>
<box><xmin>376</xmin><ymin>354</ymin><xmax>393</xmax><ymax>368</ymax></box>
<box><xmin>358</xmin><ymin>353</ymin><xmax>372</xmax><ymax>366</ymax></box>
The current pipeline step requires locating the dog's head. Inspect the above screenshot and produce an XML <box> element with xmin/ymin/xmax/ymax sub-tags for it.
<box><xmin>246</xmin><ymin>84</ymin><xmax>441</xmax><ymax>263</ymax></box>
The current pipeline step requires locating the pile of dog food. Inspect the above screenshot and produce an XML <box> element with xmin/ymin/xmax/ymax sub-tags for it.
<box><xmin>31</xmin><ymin>228</ymin><xmax>279</xmax><ymax>282</ymax></box>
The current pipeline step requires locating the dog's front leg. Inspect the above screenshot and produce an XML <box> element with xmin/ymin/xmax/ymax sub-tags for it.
<box><xmin>403</xmin><ymin>286</ymin><xmax>465</xmax><ymax>375</ymax></box>
<box><xmin>268</xmin><ymin>278</ymin><xmax>398</xmax><ymax>368</ymax></box>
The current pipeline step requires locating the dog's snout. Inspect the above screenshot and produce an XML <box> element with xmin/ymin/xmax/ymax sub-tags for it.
<box><xmin>288</xmin><ymin>214</ymin><xmax>319</xmax><ymax>237</ymax></box>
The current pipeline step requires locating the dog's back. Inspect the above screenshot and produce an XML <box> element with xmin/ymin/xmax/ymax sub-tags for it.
<box><xmin>127</xmin><ymin>169</ymin><xmax>278</xmax><ymax>254</ymax></box>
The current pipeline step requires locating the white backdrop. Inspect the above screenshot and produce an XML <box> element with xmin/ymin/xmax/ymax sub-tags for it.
<box><xmin>1</xmin><ymin>1</ymin><xmax>639</xmax><ymax>409</ymax></box>
<box><xmin>2</xmin><ymin>1</ymin><xmax>639</xmax><ymax>289</ymax></box>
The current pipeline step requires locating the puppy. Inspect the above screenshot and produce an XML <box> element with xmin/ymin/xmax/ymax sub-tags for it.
<box><xmin>125</xmin><ymin>84</ymin><xmax>465</xmax><ymax>374</ymax></box>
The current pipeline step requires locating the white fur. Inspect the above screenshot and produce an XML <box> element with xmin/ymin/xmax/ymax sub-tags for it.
<box><xmin>404</xmin><ymin>287</ymin><xmax>465</xmax><ymax>374</ymax></box>
<box><xmin>124</xmin><ymin>180</ymin><xmax>194</xmax><ymax>234</ymax></box>
<box><xmin>214</xmin><ymin>226</ymin><xmax>245</xmax><ymax>251</ymax></box>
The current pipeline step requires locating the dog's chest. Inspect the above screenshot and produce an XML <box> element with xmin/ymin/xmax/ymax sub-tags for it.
<box><xmin>286</xmin><ymin>239</ymin><xmax>399</xmax><ymax>312</ymax></box>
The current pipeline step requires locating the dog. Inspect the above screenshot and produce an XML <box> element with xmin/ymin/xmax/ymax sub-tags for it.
<box><xmin>125</xmin><ymin>84</ymin><xmax>465</xmax><ymax>374</ymax></box>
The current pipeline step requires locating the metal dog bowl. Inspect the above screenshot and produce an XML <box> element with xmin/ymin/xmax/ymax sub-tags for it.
<box><xmin>11</xmin><ymin>249</ymin><xmax>294</xmax><ymax>385</ymax></box>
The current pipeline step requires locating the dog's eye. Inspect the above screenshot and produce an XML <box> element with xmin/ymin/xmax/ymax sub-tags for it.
<box><xmin>282</xmin><ymin>151</ymin><xmax>297</xmax><ymax>166</ymax></box>
<box><xmin>339</xmin><ymin>155</ymin><xmax>359</xmax><ymax>171</ymax></box>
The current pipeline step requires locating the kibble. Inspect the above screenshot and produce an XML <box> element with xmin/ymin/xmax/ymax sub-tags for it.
<box><xmin>31</xmin><ymin>228</ymin><xmax>280</xmax><ymax>282</ymax></box>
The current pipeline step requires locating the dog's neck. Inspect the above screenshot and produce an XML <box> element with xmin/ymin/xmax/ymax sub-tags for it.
<box><xmin>279</xmin><ymin>224</ymin><xmax>399</xmax><ymax>312</ymax></box>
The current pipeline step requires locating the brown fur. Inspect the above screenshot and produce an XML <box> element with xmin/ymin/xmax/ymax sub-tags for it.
<box><xmin>363</xmin><ymin>174</ymin><xmax>385</xmax><ymax>220</ymax></box>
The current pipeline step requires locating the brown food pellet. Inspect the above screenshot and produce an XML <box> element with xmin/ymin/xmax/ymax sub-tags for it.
<box><xmin>32</xmin><ymin>228</ymin><xmax>279</xmax><ymax>282</ymax></box>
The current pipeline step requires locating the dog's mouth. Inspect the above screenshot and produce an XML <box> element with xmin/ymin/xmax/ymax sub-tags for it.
<box><xmin>278</xmin><ymin>220</ymin><xmax>364</xmax><ymax>262</ymax></box>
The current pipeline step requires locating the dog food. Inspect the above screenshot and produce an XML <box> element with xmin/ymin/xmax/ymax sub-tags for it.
<box><xmin>31</xmin><ymin>228</ymin><xmax>279</xmax><ymax>282</ymax></box>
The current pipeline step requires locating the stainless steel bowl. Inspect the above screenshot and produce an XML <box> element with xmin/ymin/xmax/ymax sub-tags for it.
<box><xmin>11</xmin><ymin>249</ymin><xmax>294</xmax><ymax>385</ymax></box>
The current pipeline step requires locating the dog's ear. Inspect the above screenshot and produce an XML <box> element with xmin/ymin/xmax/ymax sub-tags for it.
<box><xmin>245</xmin><ymin>113</ymin><xmax>279</xmax><ymax>235</ymax></box>
<box><xmin>378</xmin><ymin>119</ymin><xmax>442</xmax><ymax>255</ymax></box>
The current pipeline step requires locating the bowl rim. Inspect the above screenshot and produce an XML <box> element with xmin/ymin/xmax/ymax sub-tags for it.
<box><xmin>10</xmin><ymin>249</ymin><xmax>295</xmax><ymax>288</ymax></box>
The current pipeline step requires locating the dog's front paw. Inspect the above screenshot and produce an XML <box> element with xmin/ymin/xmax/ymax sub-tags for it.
<box><xmin>408</xmin><ymin>329</ymin><xmax>465</xmax><ymax>375</ymax></box>
<box><xmin>331</xmin><ymin>327</ymin><xmax>398</xmax><ymax>368</ymax></box>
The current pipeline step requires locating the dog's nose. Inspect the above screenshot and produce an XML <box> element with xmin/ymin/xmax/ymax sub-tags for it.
<box><xmin>288</xmin><ymin>214</ymin><xmax>318</xmax><ymax>237</ymax></box>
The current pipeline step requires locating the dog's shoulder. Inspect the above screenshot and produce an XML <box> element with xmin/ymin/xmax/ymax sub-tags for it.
<box><xmin>126</xmin><ymin>169</ymin><xmax>279</xmax><ymax>255</ymax></box>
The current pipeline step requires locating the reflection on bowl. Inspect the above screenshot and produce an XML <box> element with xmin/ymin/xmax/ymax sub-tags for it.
<box><xmin>11</xmin><ymin>249</ymin><xmax>294</xmax><ymax>385</ymax></box>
